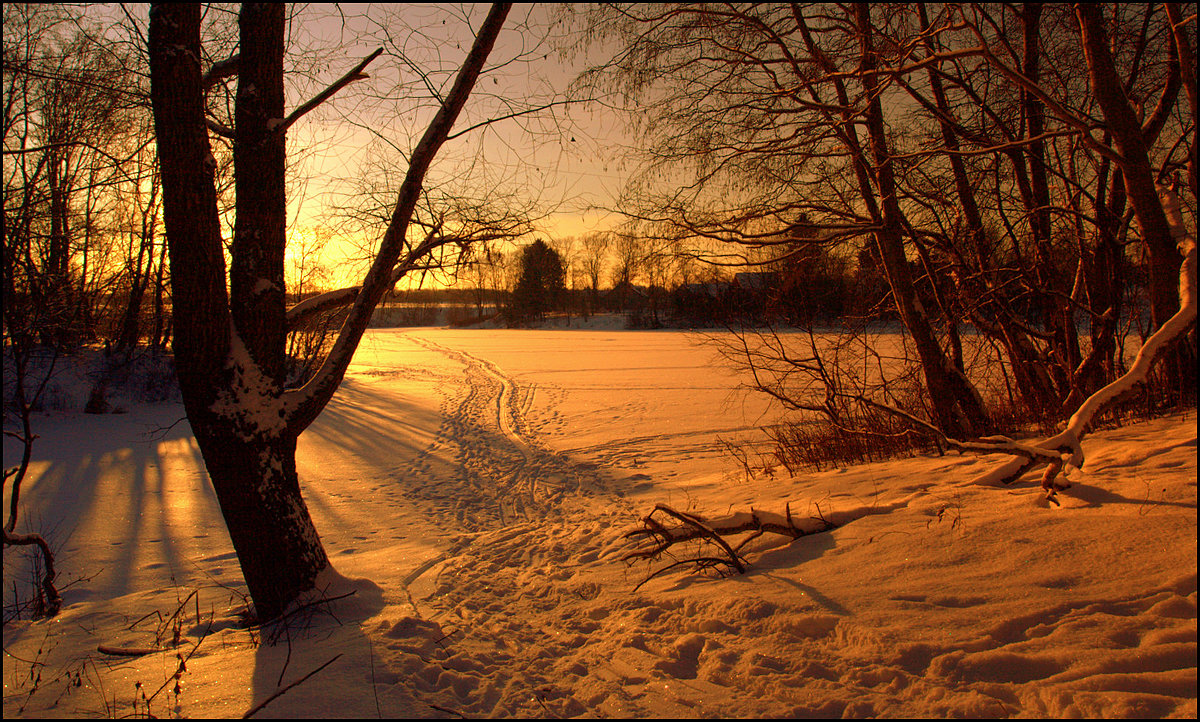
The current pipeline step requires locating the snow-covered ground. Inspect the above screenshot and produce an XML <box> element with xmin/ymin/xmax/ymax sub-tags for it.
<box><xmin>3</xmin><ymin>327</ymin><xmax>1196</xmax><ymax>718</ymax></box>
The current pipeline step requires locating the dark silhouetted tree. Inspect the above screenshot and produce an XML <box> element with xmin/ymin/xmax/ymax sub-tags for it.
<box><xmin>148</xmin><ymin>2</ymin><xmax>510</xmax><ymax>620</ymax></box>
<box><xmin>510</xmin><ymin>239</ymin><xmax>566</xmax><ymax>322</ymax></box>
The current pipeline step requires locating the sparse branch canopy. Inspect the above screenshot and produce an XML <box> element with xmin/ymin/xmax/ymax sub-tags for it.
<box><xmin>286</xmin><ymin>3</ymin><xmax>512</xmax><ymax>434</ymax></box>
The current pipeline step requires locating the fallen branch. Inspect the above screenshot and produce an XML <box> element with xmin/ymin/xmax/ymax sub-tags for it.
<box><xmin>854</xmin><ymin>181</ymin><xmax>1196</xmax><ymax>501</ymax></box>
<box><xmin>968</xmin><ymin>181</ymin><xmax>1196</xmax><ymax>496</ymax></box>
<box><xmin>625</xmin><ymin>503</ymin><xmax>836</xmax><ymax>587</ymax></box>
<box><xmin>633</xmin><ymin>557</ymin><xmax>741</xmax><ymax>592</ymax></box>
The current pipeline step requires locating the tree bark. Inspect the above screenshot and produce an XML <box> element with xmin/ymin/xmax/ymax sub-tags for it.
<box><xmin>1077</xmin><ymin>10</ymin><xmax>1179</xmax><ymax>319</ymax></box>
<box><xmin>197</xmin><ymin>430</ymin><xmax>328</xmax><ymax>619</ymax></box>
<box><xmin>231</xmin><ymin>3</ymin><xmax>288</xmax><ymax>384</ymax></box>
<box><xmin>855</xmin><ymin>4</ymin><xmax>991</xmax><ymax>438</ymax></box>
<box><xmin>1077</xmin><ymin>4</ymin><xmax>1194</xmax><ymax>401</ymax></box>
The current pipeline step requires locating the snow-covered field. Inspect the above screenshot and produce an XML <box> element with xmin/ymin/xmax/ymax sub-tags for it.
<box><xmin>3</xmin><ymin>327</ymin><xmax>1196</xmax><ymax>718</ymax></box>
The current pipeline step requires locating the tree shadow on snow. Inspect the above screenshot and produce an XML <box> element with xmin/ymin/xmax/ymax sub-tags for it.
<box><xmin>1</xmin><ymin>405</ymin><xmax>226</xmax><ymax>607</ymax></box>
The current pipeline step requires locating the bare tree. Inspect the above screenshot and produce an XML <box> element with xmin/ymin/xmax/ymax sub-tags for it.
<box><xmin>3</xmin><ymin>4</ymin><xmax>141</xmax><ymax>351</ymax></box>
<box><xmin>576</xmin><ymin>4</ymin><xmax>993</xmax><ymax>435</ymax></box>
<box><xmin>610</xmin><ymin>229</ymin><xmax>643</xmax><ymax>312</ymax></box>
<box><xmin>1</xmin><ymin>353</ymin><xmax>61</xmax><ymax>618</ymax></box>
<box><xmin>579</xmin><ymin>230</ymin><xmax>610</xmax><ymax>315</ymax></box>
<box><xmin>110</xmin><ymin>137</ymin><xmax>161</xmax><ymax>355</ymax></box>
<box><xmin>548</xmin><ymin>234</ymin><xmax>578</xmax><ymax>321</ymax></box>
<box><xmin>3</xmin><ymin>5</ymin><xmax>158</xmax><ymax>615</ymax></box>
<box><xmin>148</xmin><ymin>3</ymin><xmax>511</xmax><ymax>620</ymax></box>
<box><xmin>576</xmin><ymin>3</ymin><xmax>1194</xmax><ymax>441</ymax></box>
<box><xmin>628</xmin><ymin>181</ymin><xmax>1194</xmax><ymax>573</ymax></box>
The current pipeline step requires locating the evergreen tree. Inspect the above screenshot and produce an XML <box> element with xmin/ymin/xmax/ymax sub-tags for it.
<box><xmin>510</xmin><ymin>239</ymin><xmax>566</xmax><ymax>322</ymax></box>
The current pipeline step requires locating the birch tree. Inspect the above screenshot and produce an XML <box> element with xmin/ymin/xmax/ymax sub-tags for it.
<box><xmin>148</xmin><ymin>2</ymin><xmax>511</xmax><ymax>620</ymax></box>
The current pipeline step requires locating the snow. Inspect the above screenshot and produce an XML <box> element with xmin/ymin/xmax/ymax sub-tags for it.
<box><xmin>4</xmin><ymin>328</ymin><xmax>1196</xmax><ymax>718</ymax></box>
<box><xmin>214</xmin><ymin>326</ymin><xmax>290</xmax><ymax>439</ymax></box>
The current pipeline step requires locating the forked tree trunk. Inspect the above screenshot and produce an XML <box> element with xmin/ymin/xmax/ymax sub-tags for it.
<box><xmin>149</xmin><ymin>4</ymin><xmax>329</xmax><ymax>621</ymax></box>
<box><xmin>149</xmin><ymin>2</ymin><xmax>510</xmax><ymax>620</ymax></box>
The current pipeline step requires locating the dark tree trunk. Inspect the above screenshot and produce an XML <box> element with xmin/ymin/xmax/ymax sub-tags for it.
<box><xmin>43</xmin><ymin>144</ymin><xmax>75</xmax><ymax>348</ymax></box>
<box><xmin>148</xmin><ymin>2</ymin><xmax>509</xmax><ymax>620</ymax></box>
<box><xmin>116</xmin><ymin>176</ymin><xmax>160</xmax><ymax>354</ymax></box>
<box><xmin>151</xmin><ymin>235</ymin><xmax>169</xmax><ymax>350</ymax></box>
<box><xmin>1078</xmin><ymin>4</ymin><xmax>1194</xmax><ymax>401</ymax></box>
<box><xmin>231</xmin><ymin>3</ymin><xmax>288</xmax><ymax>382</ymax></box>
<box><xmin>1021</xmin><ymin>4</ymin><xmax>1078</xmax><ymax>405</ymax></box>
<box><xmin>149</xmin><ymin>3</ymin><xmax>329</xmax><ymax>621</ymax></box>
<box><xmin>193</xmin><ymin>427</ymin><xmax>329</xmax><ymax>619</ymax></box>
<box><xmin>115</xmin><ymin>231</ymin><xmax>150</xmax><ymax>353</ymax></box>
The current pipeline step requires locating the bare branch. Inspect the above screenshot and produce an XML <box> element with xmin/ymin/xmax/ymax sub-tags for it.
<box><xmin>270</xmin><ymin>48</ymin><xmax>383</xmax><ymax>137</ymax></box>
<box><xmin>285</xmin><ymin>4</ymin><xmax>512</xmax><ymax>433</ymax></box>
<box><xmin>205</xmin><ymin>117</ymin><xmax>235</xmax><ymax>138</ymax></box>
<box><xmin>242</xmin><ymin>654</ymin><xmax>343</xmax><ymax>719</ymax></box>
<box><xmin>624</xmin><ymin>503</ymin><xmax>837</xmax><ymax>581</ymax></box>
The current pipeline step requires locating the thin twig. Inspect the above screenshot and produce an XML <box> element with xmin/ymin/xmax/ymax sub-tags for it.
<box><xmin>242</xmin><ymin>653</ymin><xmax>343</xmax><ymax>719</ymax></box>
<box><xmin>633</xmin><ymin>557</ymin><xmax>740</xmax><ymax>592</ymax></box>
<box><xmin>429</xmin><ymin>702</ymin><xmax>467</xmax><ymax>718</ymax></box>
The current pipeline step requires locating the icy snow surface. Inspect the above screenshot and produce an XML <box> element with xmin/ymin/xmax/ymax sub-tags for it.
<box><xmin>3</xmin><ymin>327</ymin><xmax>1196</xmax><ymax>718</ymax></box>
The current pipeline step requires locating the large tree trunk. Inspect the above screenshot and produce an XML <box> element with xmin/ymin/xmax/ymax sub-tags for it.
<box><xmin>149</xmin><ymin>2</ymin><xmax>509</xmax><ymax>620</ymax></box>
<box><xmin>193</xmin><ymin>427</ymin><xmax>328</xmax><ymax>620</ymax></box>
<box><xmin>231</xmin><ymin>3</ymin><xmax>289</xmax><ymax>382</ymax></box>
<box><xmin>149</xmin><ymin>3</ymin><xmax>329</xmax><ymax>621</ymax></box>
<box><xmin>1020</xmin><ymin>3</ymin><xmax>1077</xmax><ymax>398</ymax></box>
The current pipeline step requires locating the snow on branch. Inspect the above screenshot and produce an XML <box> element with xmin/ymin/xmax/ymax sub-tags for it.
<box><xmin>285</xmin><ymin>223</ymin><xmax>522</xmax><ymax>330</ymax></box>
<box><xmin>284</xmin><ymin>286</ymin><xmax>360</xmax><ymax>328</ymax></box>
<box><xmin>203</xmin><ymin>54</ymin><xmax>239</xmax><ymax>89</ymax></box>
<box><xmin>205</xmin><ymin>118</ymin><xmax>235</xmax><ymax>139</ymax></box>
<box><xmin>967</xmin><ymin>180</ymin><xmax>1196</xmax><ymax>496</ymax></box>
<box><xmin>285</xmin><ymin>232</ymin><xmax>443</xmax><ymax>329</ymax></box>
